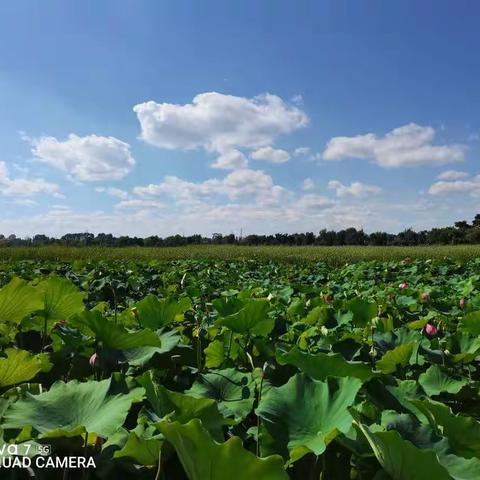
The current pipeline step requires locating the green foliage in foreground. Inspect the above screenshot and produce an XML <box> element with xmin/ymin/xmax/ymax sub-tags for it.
<box><xmin>0</xmin><ymin>257</ymin><xmax>479</xmax><ymax>478</ymax></box>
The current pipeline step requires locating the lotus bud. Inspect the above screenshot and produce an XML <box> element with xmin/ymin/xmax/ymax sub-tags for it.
<box><xmin>421</xmin><ymin>292</ymin><xmax>430</xmax><ymax>301</ymax></box>
<box><xmin>399</xmin><ymin>282</ymin><xmax>409</xmax><ymax>289</ymax></box>
<box><xmin>459</xmin><ymin>298</ymin><xmax>466</xmax><ymax>309</ymax></box>
<box><xmin>424</xmin><ymin>323</ymin><xmax>438</xmax><ymax>337</ymax></box>
<box><xmin>89</xmin><ymin>353</ymin><xmax>99</xmax><ymax>367</ymax></box>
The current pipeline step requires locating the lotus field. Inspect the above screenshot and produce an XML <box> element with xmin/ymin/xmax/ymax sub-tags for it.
<box><xmin>1</xmin><ymin>257</ymin><xmax>480</xmax><ymax>479</ymax></box>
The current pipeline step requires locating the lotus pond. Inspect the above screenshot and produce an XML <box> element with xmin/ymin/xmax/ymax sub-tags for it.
<box><xmin>0</xmin><ymin>257</ymin><xmax>479</xmax><ymax>479</ymax></box>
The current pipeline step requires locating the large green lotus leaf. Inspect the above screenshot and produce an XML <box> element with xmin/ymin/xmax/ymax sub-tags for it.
<box><xmin>412</xmin><ymin>398</ymin><xmax>480</xmax><ymax>458</ymax></box>
<box><xmin>132</xmin><ymin>295</ymin><xmax>192</xmax><ymax>329</ymax></box>
<box><xmin>215</xmin><ymin>299</ymin><xmax>273</xmax><ymax>336</ymax></box>
<box><xmin>212</xmin><ymin>297</ymin><xmax>244</xmax><ymax>317</ymax></box>
<box><xmin>0</xmin><ymin>277</ymin><xmax>43</xmax><ymax>324</ymax></box>
<box><xmin>139</xmin><ymin>372</ymin><xmax>224</xmax><ymax>438</ymax></box>
<box><xmin>276</xmin><ymin>347</ymin><xmax>375</xmax><ymax>382</ymax></box>
<box><xmin>256</xmin><ymin>373</ymin><xmax>362</xmax><ymax>461</ymax></box>
<box><xmin>379</xmin><ymin>410</ymin><xmax>480</xmax><ymax>480</ymax></box>
<box><xmin>0</xmin><ymin>348</ymin><xmax>52</xmax><ymax>388</ymax></box>
<box><xmin>376</xmin><ymin>343</ymin><xmax>415</xmax><ymax>374</ymax></box>
<box><xmin>122</xmin><ymin>329</ymin><xmax>182</xmax><ymax>367</ymax></box>
<box><xmin>384</xmin><ymin>380</ymin><xmax>427</xmax><ymax>421</ymax></box>
<box><xmin>450</xmin><ymin>333</ymin><xmax>480</xmax><ymax>364</ymax></box>
<box><xmin>458</xmin><ymin>311</ymin><xmax>480</xmax><ymax>336</ymax></box>
<box><xmin>354</xmin><ymin>419</ymin><xmax>450</xmax><ymax>480</ymax></box>
<box><xmin>344</xmin><ymin>298</ymin><xmax>377</xmax><ymax>327</ymax></box>
<box><xmin>158</xmin><ymin>419</ymin><xmax>288</xmax><ymax>480</ymax></box>
<box><xmin>3</xmin><ymin>377</ymin><xmax>144</xmax><ymax>438</ymax></box>
<box><xmin>419</xmin><ymin>365</ymin><xmax>467</xmax><ymax>396</ymax></box>
<box><xmin>73</xmin><ymin>310</ymin><xmax>161</xmax><ymax>350</ymax></box>
<box><xmin>113</xmin><ymin>420</ymin><xmax>163</xmax><ymax>466</ymax></box>
<box><xmin>186</xmin><ymin>368</ymin><xmax>255</xmax><ymax>422</ymax></box>
<box><xmin>37</xmin><ymin>275</ymin><xmax>86</xmax><ymax>322</ymax></box>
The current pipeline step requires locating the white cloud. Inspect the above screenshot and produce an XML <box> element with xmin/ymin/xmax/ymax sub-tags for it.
<box><xmin>251</xmin><ymin>146</ymin><xmax>290</xmax><ymax>164</ymax></box>
<box><xmin>31</xmin><ymin>134</ymin><xmax>135</xmax><ymax>181</ymax></box>
<box><xmin>134</xmin><ymin>168</ymin><xmax>282</xmax><ymax>203</ymax></box>
<box><xmin>301</xmin><ymin>178</ymin><xmax>315</xmax><ymax>191</ymax></box>
<box><xmin>116</xmin><ymin>199</ymin><xmax>166</xmax><ymax>210</ymax></box>
<box><xmin>428</xmin><ymin>177</ymin><xmax>480</xmax><ymax>196</ymax></box>
<box><xmin>95</xmin><ymin>186</ymin><xmax>129</xmax><ymax>200</ymax></box>
<box><xmin>322</xmin><ymin>123</ymin><xmax>465</xmax><ymax>168</ymax></box>
<box><xmin>294</xmin><ymin>147</ymin><xmax>311</xmax><ymax>157</ymax></box>
<box><xmin>133</xmin><ymin>92</ymin><xmax>307</xmax><ymax>167</ymax></box>
<box><xmin>328</xmin><ymin>180</ymin><xmax>382</xmax><ymax>198</ymax></box>
<box><xmin>437</xmin><ymin>170</ymin><xmax>469</xmax><ymax>180</ymax></box>
<box><xmin>211</xmin><ymin>149</ymin><xmax>248</xmax><ymax>170</ymax></box>
<box><xmin>0</xmin><ymin>161</ymin><xmax>61</xmax><ymax>198</ymax></box>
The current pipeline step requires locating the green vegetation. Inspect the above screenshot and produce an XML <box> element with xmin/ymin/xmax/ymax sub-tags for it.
<box><xmin>2</xmin><ymin>244</ymin><xmax>480</xmax><ymax>263</ymax></box>
<box><xmin>0</xmin><ymin>257</ymin><xmax>479</xmax><ymax>478</ymax></box>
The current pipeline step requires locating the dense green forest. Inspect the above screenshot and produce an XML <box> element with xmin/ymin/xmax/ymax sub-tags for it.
<box><xmin>2</xmin><ymin>214</ymin><xmax>480</xmax><ymax>248</ymax></box>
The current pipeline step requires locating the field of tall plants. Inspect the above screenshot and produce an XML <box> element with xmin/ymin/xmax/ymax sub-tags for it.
<box><xmin>0</xmin><ymin>256</ymin><xmax>479</xmax><ymax>479</ymax></box>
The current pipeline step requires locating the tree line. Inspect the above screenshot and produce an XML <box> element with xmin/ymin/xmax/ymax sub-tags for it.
<box><xmin>1</xmin><ymin>214</ymin><xmax>480</xmax><ymax>247</ymax></box>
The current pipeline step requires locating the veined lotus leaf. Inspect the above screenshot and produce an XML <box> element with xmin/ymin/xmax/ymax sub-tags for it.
<box><xmin>449</xmin><ymin>333</ymin><xmax>480</xmax><ymax>364</ymax></box>
<box><xmin>186</xmin><ymin>368</ymin><xmax>255</xmax><ymax>422</ymax></box>
<box><xmin>354</xmin><ymin>418</ymin><xmax>450</xmax><ymax>480</ymax></box>
<box><xmin>73</xmin><ymin>309</ymin><xmax>161</xmax><ymax>350</ymax></box>
<box><xmin>344</xmin><ymin>298</ymin><xmax>377</xmax><ymax>327</ymax></box>
<box><xmin>132</xmin><ymin>295</ymin><xmax>192</xmax><ymax>329</ymax></box>
<box><xmin>256</xmin><ymin>373</ymin><xmax>362</xmax><ymax>461</ymax></box>
<box><xmin>379</xmin><ymin>410</ymin><xmax>480</xmax><ymax>480</ymax></box>
<box><xmin>418</xmin><ymin>365</ymin><xmax>467</xmax><ymax>396</ymax></box>
<box><xmin>0</xmin><ymin>348</ymin><xmax>52</xmax><ymax>388</ymax></box>
<box><xmin>0</xmin><ymin>277</ymin><xmax>43</xmax><ymax>324</ymax></box>
<box><xmin>412</xmin><ymin>398</ymin><xmax>480</xmax><ymax>459</ymax></box>
<box><xmin>113</xmin><ymin>420</ymin><xmax>162</xmax><ymax>466</ymax></box>
<box><xmin>37</xmin><ymin>275</ymin><xmax>86</xmax><ymax>322</ymax></box>
<box><xmin>376</xmin><ymin>343</ymin><xmax>415</xmax><ymax>374</ymax></box>
<box><xmin>215</xmin><ymin>299</ymin><xmax>273</xmax><ymax>336</ymax></box>
<box><xmin>3</xmin><ymin>376</ymin><xmax>144</xmax><ymax>438</ymax></box>
<box><xmin>458</xmin><ymin>311</ymin><xmax>480</xmax><ymax>336</ymax></box>
<box><xmin>158</xmin><ymin>419</ymin><xmax>288</xmax><ymax>480</ymax></box>
<box><xmin>122</xmin><ymin>328</ymin><xmax>183</xmax><ymax>367</ymax></box>
<box><xmin>276</xmin><ymin>347</ymin><xmax>375</xmax><ymax>382</ymax></box>
<box><xmin>139</xmin><ymin>372</ymin><xmax>224</xmax><ymax>439</ymax></box>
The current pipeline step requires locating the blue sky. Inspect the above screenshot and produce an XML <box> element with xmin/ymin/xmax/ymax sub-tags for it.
<box><xmin>0</xmin><ymin>0</ymin><xmax>479</xmax><ymax>237</ymax></box>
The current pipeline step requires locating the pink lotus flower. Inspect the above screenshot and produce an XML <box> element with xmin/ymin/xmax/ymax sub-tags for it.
<box><xmin>460</xmin><ymin>298</ymin><xmax>466</xmax><ymax>309</ymax></box>
<box><xmin>424</xmin><ymin>323</ymin><xmax>438</xmax><ymax>337</ymax></box>
<box><xmin>399</xmin><ymin>282</ymin><xmax>409</xmax><ymax>289</ymax></box>
<box><xmin>89</xmin><ymin>353</ymin><xmax>99</xmax><ymax>367</ymax></box>
<box><xmin>421</xmin><ymin>292</ymin><xmax>430</xmax><ymax>301</ymax></box>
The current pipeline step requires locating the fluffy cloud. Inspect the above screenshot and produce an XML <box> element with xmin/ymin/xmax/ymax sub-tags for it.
<box><xmin>134</xmin><ymin>168</ymin><xmax>283</xmax><ymax>203</ymax></box>
<box><xmin>328</xmin><ymin>180</ymin><xmax>382</xmax><ymax>198</ymax></box>
<box><xmin>211</xmin><ymin>149</ymin><xmax>248</xmax><ymax>170</ymax></box>
<box><xmin>322</xmin><ymin>123</ymin><xmax>465</xmax><ymax>168</ymax></box>
<box><xmin>133</xmin><ymin>92</ymin><xmax>307</xmax><ymax>168</ymax></box>
<box><xmin>116</xmin><ymin>199</ymin><xmax>166</xmax><ymax>210</ymax></box>
<box><xmin>95</xmin><ymin>187</ymin><xmax>129</xmax><ymax>200</ymax></box>
<box><xmin>31</xmin><ymin>134</ymin><xmax>135</xmax><ymax>181</ymax></box>
<box><xmin>301</xmin><ymin>178</ymin><xmax>315</xmax><ymax>191</ymax></box>
<box><xmin>0</xmin><ymin>161</ymin><xmax>60</xmax><ymax>198</ymax></box>
<box><xmin>428</xmin><ymin>176</ymin><xmax>480</xmax><ymax>196</ymax></box>
<box><xmin>251</xmin><ymin>146</ymin><xmax>290</xmax><ymax>163</ymax></box>
<box><xmin>437</xmin><ymin>170</ymin><xmax>469</xmax><ymax>180</ymax></box>
<box><xmin>294</xmin><ymin>147</ymin><xmax>311</xmax><ymax>157</ymax></box>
